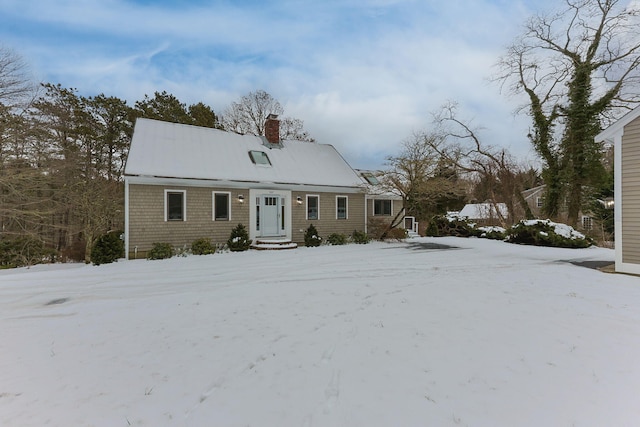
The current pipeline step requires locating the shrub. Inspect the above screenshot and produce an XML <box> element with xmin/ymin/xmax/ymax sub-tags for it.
<box><xmin>367</xmin><ymin>218</ymin><xmax>408</xmax><ymax>240</ymax></box>
<box><xmin>351</xmin><ymin>229</ymin><xmax>370</xmax><ymax>244</ymax></box>
<box><xmin>91</xmin><ymin>231</ymin><xmax>124</xmax><ymax>265</ymax></box>
<box><xmin>304</xmin><ymin>224</ymin><xmax>322</xmax><ymax>247</ymax></box>
<box><xmin>425</xmin><ymin>219</ymin><xmax>439</xmax><ymax>237</ymax></box>
<box><xmin>367</xmin><ymin>217</ymin><xmax>390</xmax><ymax>240</ymax></box>
<box><xmin>385</xmin><ymin>227</ymin><xmax>407</xmax><ymax>240</ymax></box>
<box><xmin>429</xmin><ymin>214</ymin><xmax>479</xmax><ymax>238</ymax></box>
<box><xmin>506</xmin><ymin>219</ymin><xmax>592</xmax><ymax>248</ymax></box>
<box><xmin>327</xmin><ymin>233</ymin><xmax>347</xmax><ymax>245</ymax></box>
<box><xmin>0</xmin><ymin>236</ymin><xmax>57</xmax><ymax>269</ymax></box>
<box><xmin>227</xmin><ymin>223</ymin><xmax>252</xmax><ymax>252</ymax></box>
<box><xmin>477</xmin><ymin>226</ymin><xmax>507</xmax><ymax>241</ymax></box>
<box><xmin>147</xmin><ymin>242</ymin><xmax>173</xmax><ymax>260</ymax></box>
<box><xmin>191</xmin><ymin>237</ymin><xmax>215</xmax><ymax>255</ymax></box>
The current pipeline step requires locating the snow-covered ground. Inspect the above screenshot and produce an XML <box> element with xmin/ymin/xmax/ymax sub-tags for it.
<box><xmin>1</xmin><ymin>237</ymin><xmax>639</xmax><ymax>427</ymax></box>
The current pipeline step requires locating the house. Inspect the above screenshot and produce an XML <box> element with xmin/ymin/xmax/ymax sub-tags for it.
<box><xmin>124</xmin><ymin>116</ymin><xmax>398</xmax><ymax>258</ymax></box>
<box><xmin>354</xmin><ymin>169</ymin><xmax>410</xmax><ymax>233</ymax></box>
<box><xmin>458</xmin><ymin>202</ymin><xmax>508</xmax><ymax>225</ymax></box>
<box><xmin>595</xmin><ymin>104</ymin><xmax>640</xmax><ymax>274</ymax></box>
<box><xmin>522</xmin><ymin>184</ymin><xmax>546</xmax><ymax>218</ymax></box>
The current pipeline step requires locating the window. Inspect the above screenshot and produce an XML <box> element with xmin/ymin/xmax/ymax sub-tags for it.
<box><xmin>336</xmin><ymin>196</ymin><xmax>348</xmax><ymax>219</ymax></box>
<box><xmin>307</xmin><ymin>195</ymin><xmax>319</xmax><ymax>220</ymax></box>
<box><xmin>213</xmin><ymin>192</ymin><xmax>230</xmax><ymax>221</ymax></box>
<box><xmin>374</xmin><ymin>199</ymin><xmax>392</xmax><ymax>216</ymax></box>
<box><xmin>582</xmin><ymin>216</ymin><xmax>593</xmax><ymax>230</ymax></box>
<box><xmin>361</xmin><ymin>172</ymin><xmax>379</xmax><ymax>185</ymax></box>
<box><xmin>249</xmin><ymin>150</ymin><xmax>271</xmax><ymax>166</ymax></box>
<box><xmin>256</xmin><ymin>197</ymin><xmax>260</xmax><ymax>230</ymax></box>
<box><xmin>165</xmin><ymin>190</ymin><xmax>186</xmax><ymax>221</ymax></box>
<box><xmin>536</xmin><ymin>197</ymin><xmax>544</xmax><ymax>208</ymax></box>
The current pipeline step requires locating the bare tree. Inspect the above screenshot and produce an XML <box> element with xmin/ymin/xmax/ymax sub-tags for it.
<box><xmin>222</xmin><ymin>90</ymin><xmax>315</xmax><ymax>141</ymax></box>
<box><xmin>495</xmin><ymin>0</ymin><xmax>640</xmax><ymax>225</ymax></box>
<box><xmin>223</xmin><ymin>90</ymin><xmax>284</xmax><ymax>135</ymax></box>
<box><xmin>428</xmin><ymin>103</ymin><xmax>533</xmax><ymax>225</ymax></box>
<box><xmin>0</xmin><ymin>45</ymin><xmax>36</xmax><ymax>109</ymax></box>
<box><xmin>383</xmin><ymin>131</ymin><xmax>466</xmax><ymax>226</ymax></box>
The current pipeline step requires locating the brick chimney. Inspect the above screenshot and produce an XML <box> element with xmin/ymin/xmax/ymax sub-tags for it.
<box><xmin>265</xmin><ymin>114</ymin><xmax>280</xmax><ymax>144</ymax></box>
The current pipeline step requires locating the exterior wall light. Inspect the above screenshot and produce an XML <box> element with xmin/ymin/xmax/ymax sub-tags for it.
<box><xmin>296</xmin><ymin>196</ymin><xmax>303</xmax><ymax>205</ymax></box>
<box><xmin>238</xmin><ymin>194</ymin><xmax>245</xmax><ymax>203</ymax></box>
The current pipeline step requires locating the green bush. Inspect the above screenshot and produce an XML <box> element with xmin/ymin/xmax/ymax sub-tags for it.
<box><xmin>147</xmin><ymin>242</ymin><xmax>173</xmax><ymax>260</ymax></box>
<box><xmin>425</xmin><ymin>219</ymin><xmax>439</xmax><ymax>237</ymax></box>
<box><xmin>227</xmin><ymin>223</ymin><xmax>252</xmax><ymax>252</ymax></box>
<box><xmin>506</xmin><ymin>220</ymin><xmax>592</xmax><ymax>248</ymax></box>
<box><xmin>477</xmin><ymin>226</ymin><xmax>507</xmax><ymax>241</ymax></box>
<box><xmin>91</xmin><ymin>231</ymin><xmax>124</xmax><ymax>265</ymax></box>
<box><xmin>351</xmin><ymin>229</ymin><xmax>370</xmax><ymax>244</ymax></box>
<box><xmin>304</xmin><ymin>224</ymin><xmax>322</xmax><ymax>247</ymax></box>
<box><xmin>327</xmin><ymin>233</ymin><xmax>347</xmax><ymax>245</ymax></box>
<box><xmin>191</xmin><ymin>237</ymin><xmax>215</xmax><ymax>255</ymax></box>
<box><xmin>0</xmin><ymin>236</ymin><xmax>57</xmax><ymax>269</ymax></box>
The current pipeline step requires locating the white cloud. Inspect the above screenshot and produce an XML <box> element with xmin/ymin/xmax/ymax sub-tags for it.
<box><xmin>0</xmin><ymin>0</ymin><xmax>560</xmax><ymax>168</ymax></box>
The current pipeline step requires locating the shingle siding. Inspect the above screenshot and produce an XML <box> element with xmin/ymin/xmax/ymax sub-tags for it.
<box><xmin>621</xmin><ymin>116</ymin><xmax>640</xmax><ymax>264</ymax></box>
<box><xmin>291</xmin><ymin>191</ymin><xmax>366</xmax><ymax>244</ymax></box>
<box><xmin>128</xmin><ymin>184</ymin><xmax>249</xmax><ymax>258</ymax></box>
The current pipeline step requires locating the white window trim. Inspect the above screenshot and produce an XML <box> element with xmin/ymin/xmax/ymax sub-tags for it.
<box><xmin>164</xmin><ymin>189</ymin><xmax>186</xmax><ymax>222</ymax></box>
<box><xmin>212</xmin><ymin>191</ymin><xmax>232</xmax><ymax>221</ymax></box>
<box><xmin>374</xmin><ymin>199</ymin><xmax>393</xmax><ymax>216</ymax></box>
<box><xmin>336</xmin><ymin>195</ymin><xmax>348</xmax><ymax>220</ymax></box>
<box><xmin>306</xmin><ymin>194</ymin><xmax>320</xmax><ymax>220</ymax></box>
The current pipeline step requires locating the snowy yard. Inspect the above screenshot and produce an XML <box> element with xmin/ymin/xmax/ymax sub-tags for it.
<box><xmin>1</xmin><ymin>236</ymin><xmax>640</xmax><ymax>427</ymax></box>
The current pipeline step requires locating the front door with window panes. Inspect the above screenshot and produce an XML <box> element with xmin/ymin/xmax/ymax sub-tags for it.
<box><xmin>260</xmin><ymin>195</ymin><xmax>280</xmax><ymax>236</ymax></box>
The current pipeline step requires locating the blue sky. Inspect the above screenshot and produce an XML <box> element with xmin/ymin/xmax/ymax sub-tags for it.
<box><xmin>0</xmin><ymin>0</ymin><xmax>559</xmax><ymax>169</ymax></box>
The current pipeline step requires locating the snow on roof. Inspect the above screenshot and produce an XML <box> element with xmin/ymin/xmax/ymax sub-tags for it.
<box><xmin>459</xmin><ymin>203</ymin><xmax>508</xmax><ymax>219</ymax></box>
<box><xmin>125</xmin><ymin>119</ymin><xmax>363</xmax><ymax>188</ymax></box>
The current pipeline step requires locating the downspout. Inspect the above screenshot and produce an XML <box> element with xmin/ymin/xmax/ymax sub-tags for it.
<box><xmin>124</xmin><ymin>177</ymin><xmax>130</xmax><ymax>260</ymax></box>
<box><xmin>364</xmin><ymin>194</ymin><xmax>368</xmax><ymax>234</ymax></box>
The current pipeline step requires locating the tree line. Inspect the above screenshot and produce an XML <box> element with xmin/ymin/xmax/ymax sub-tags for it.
<box><xmin>1</xmin><ymin>0</ymin><xmax>637</xmax><ymax>266</ymax></box>
<box><xmin>383</xmin><ymin>0</ymin><xmax>634</xmax><ymax>238</ymax></box>
<box><xmin>0</xmin><ymin>48</ymin><xmax>313</xmax><ymax>265</ymax></box>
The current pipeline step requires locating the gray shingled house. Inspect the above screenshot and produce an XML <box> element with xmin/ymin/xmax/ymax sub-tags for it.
<box><xmin>595</xmin><ymin>104</ymin><xmax>640</xmax><ymax>274</ymax></box>
<box><xmin>123</xmin><ymin>116</ymin><xmax>401</xmax><ymax>258</ymax></box>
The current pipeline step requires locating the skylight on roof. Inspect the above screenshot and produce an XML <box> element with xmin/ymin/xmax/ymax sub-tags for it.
<box><xmin>362</xmin><ymin>172</ymin><xmax>379</xmax><ymax>185</ymax></box>
<box><xmin>249</xmin><ymin>150</ymin><xmax>271</xmax><ymax>166</ymax></box>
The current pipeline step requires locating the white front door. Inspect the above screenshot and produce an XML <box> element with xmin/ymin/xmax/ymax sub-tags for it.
<box><xmin>261</xmin><ymin>195</ymin><xmax>280</xmax><ymax>236</ymax></box>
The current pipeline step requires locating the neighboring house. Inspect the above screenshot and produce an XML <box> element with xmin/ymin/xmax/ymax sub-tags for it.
<box><xmin>124</xmin><ymin>116</ymin><xmax>370</xmax><ymax>258</ymax></box>
<box><xmin>595</xmin><ymin>104</ymin><xmax>640</xmax><ymax>275</ymax></box>
<box><xmin>458</xmin><ymin>202</ymin><xmax>508</xmax><ymax>226</ymax></box>
<box><xmin>521</xmin><ymin>184</ymin><xmax>598</xmax><ymax>231</ymax></box>
<box><xmin>522</xmin><ymin>184</ymin><xmax>547</xmax><ymax>218</ymax></box>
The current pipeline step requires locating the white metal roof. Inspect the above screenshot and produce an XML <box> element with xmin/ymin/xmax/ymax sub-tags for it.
<box><xmin>459</xmin><ymin>203</ymin><xmax>508</xmax><ymax>219</ymax></box>
<box><xmin>125</xmin><ymin>118</ymin><xmax>363</xmax><ymax>189</ymax></box>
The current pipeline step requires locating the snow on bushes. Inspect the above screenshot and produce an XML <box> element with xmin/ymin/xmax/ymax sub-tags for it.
<box><xmin>304</xmin><ymin>224</ymin><xmax>322</xmax><ymax>247</ymax></box>
<box><xmin>506</xmin><ymin>219</ymin><xmax>592</xmax><ymax>248</ymax></box>
<box><xmin>476</xmin><ymin>226</ymin><xmax>507</xmax><ymax>240</ymax></box>
<box><xmin>426</xmin><ymin>214</ymin><xmax>479</xmax><ymax>238</ymax></box>
<box><xmin>227</xmin><ymin>224</ymin><xmax>252</xmax><ymax>252</ymax></box>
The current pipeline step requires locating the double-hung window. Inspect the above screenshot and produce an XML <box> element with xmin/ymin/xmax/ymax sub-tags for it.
<box><xmin>307</xmin><ymin>195</ymin><xmax>319</xmax><ymax>220</ymax></box>
<box><xmin>213</xmin><ymin>192</ymin><xmax>231</xmax><ymax>221</ymax></box>
<box><xmin>336</xmin><ymin>196</ymin><xmax>348</xmax><ymax>219</ymax></box>
<box><xmin>374</xmin><ymin>199</ymin><xmax>392</xmax><ymax>216</ymax></box>
<box><xmin>165</xmin><ymin>190</ymin><xmax>186</xmax><ymax>221</ymax></box>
